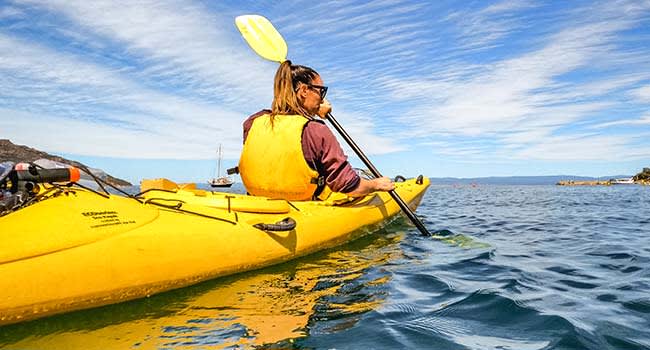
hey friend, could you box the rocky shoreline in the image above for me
[0,139,132,187]
[557,168,650,186]
[556,180,649,186]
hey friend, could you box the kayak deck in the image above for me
[0,177,429,325]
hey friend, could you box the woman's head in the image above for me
[272,60,327,117]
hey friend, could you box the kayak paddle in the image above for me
[235,14,432,236]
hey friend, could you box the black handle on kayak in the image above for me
[254,217,297,231]
[326,112,431,236]
[12,168,80,184]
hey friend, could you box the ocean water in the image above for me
[1,184,648,349]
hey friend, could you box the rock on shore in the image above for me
[0,139,131,187]
[633,168,650,184]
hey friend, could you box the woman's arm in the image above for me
[303,121,395,196]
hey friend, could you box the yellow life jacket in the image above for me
[239,114,326,201]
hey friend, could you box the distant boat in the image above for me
[611,177,635,185]
[208,144,233,188]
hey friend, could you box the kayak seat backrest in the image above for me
[140,178,197,193]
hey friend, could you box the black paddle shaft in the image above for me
[326,113,431,236]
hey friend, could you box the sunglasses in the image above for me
[306,83,328,100]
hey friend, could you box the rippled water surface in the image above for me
[1,185,649,349]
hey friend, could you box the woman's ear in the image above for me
[296,84,307,100]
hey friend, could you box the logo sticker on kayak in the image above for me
[82,210,136,228]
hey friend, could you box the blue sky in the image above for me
[1,0,649,184]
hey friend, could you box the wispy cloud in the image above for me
[384,2,650,162]
[514,134,650,161]
[632,85,650,102]
[16,0,274,106]
[0,5,23,19]
[593,115,650,128]
[0,32,243,158]
[444,0,537,51]
[405,20,634,123]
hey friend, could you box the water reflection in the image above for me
[0,224,408,349]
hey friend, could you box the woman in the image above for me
[238,60,394,201]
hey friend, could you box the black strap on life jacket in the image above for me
[310,175,326,200]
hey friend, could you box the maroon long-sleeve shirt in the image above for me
[242,110,360,193]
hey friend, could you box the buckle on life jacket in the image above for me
[310,176,325,186]
[310,176,327,200]
[227,166,239,175]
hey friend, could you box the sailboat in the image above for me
[208,144,233,188]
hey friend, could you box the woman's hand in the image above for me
[345,176,395,197]
[317,98,331,119]
[371,176,395,191]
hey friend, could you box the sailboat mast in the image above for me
[217,144,222,177]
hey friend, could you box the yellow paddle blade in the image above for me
[235,14,287,63]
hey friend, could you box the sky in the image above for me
[1,0,649,184]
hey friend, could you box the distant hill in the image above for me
[428,175,632,185]
[0,139,131,187]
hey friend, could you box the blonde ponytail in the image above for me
[271,60,317,120]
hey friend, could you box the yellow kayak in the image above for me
[0,176,429,326]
